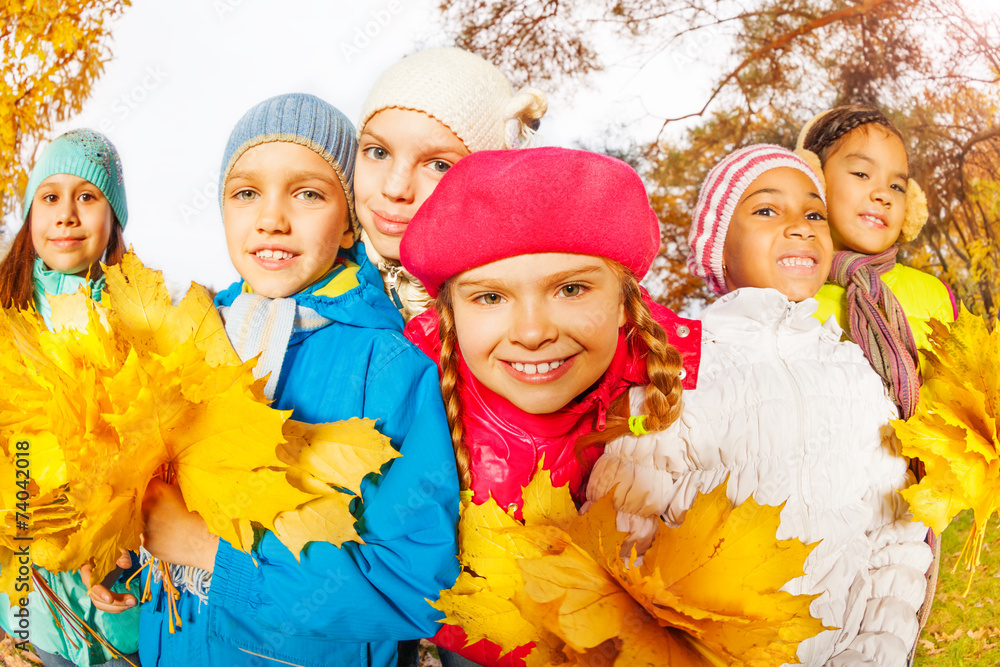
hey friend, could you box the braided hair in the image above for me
[802,104,905,166]
[435,284,473,490]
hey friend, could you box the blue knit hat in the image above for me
[219,93,359,233]
[21,129,128,229]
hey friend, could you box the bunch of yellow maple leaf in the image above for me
[0,253,397,604]
[435,471,827,666]
[893,306,1000,587]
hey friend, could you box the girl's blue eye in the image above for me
[429,160,452,174]
[365,146,389,160]
[475,293,504,306]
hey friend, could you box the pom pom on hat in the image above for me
[21,129,128,230]
[219,93,359,233]
[688,144,826,295]
[358,47,547,152]
[400,147,660,297]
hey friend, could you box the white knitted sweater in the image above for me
[587,287,932,667]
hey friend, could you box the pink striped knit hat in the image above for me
[687,144,826,294]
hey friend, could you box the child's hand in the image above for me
[81,549,136,613]
[142,478,219,572]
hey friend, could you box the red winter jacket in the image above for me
[403,292,701,666]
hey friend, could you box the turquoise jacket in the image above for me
[138,244,461,667]
[0,257,140,667]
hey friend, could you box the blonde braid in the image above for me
[576,264,685,452]
[621,274,684,432]
[437,286,473,490]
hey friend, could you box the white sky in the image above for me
[52,0,996,296]
[48,0,736,296]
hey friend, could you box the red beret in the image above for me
[399,147,661,297]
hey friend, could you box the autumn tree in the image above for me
[438,0,1000,316]
[0,0,131,230]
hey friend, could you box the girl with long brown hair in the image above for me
[0,128,137,666]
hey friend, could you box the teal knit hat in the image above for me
[21,128,128,229]
[219,93,359,233]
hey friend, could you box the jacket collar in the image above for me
[33,256,105,301]
[215,244,404,333]
[702,287,829,339]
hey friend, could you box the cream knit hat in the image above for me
[358,47,547,151]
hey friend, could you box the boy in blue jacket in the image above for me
[136,94,460,667]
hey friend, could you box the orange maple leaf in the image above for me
[435,470,825,666]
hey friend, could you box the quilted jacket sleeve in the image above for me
[827,436,933,666]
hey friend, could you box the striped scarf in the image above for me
[830,247,921,419]
[220,292,332,399]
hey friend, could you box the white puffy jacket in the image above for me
[587,288,932,667]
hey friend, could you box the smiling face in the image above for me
[29,174,114,276]
[822,126,909,254]
[353,108,470,261]
[450,253,625,415]
[223,141,353,298]
[723,167,832,302]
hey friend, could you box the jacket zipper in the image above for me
[380,262,404,309]
[772,306,810,529]
[595,396,607,431]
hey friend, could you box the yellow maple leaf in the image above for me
[892,305,1000,586]
[272,417,399,560]
[0,252,392,602]
[103,251,241,367]
[279,418,400,497]
[433,571,540,654]
[608,485,824,666]
[435,469,824,666]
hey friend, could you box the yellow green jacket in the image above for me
[814,263,958,375]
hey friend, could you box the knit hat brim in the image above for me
[219,94,360,236]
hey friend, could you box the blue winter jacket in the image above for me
[138,245,461,667]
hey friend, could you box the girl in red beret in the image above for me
[400,146,702,667]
